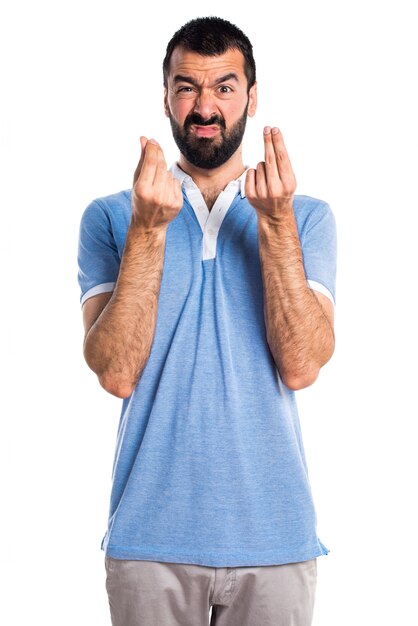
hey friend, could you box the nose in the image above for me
[193,89,217,121]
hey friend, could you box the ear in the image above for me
[164,88,169,118]
[247,81,257,118]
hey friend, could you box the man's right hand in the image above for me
[131,136,183,231]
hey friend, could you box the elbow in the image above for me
[279,351,333,390]
[281,369,320,391]
[274,337,335,391]
[83,345,139,399]
[280,341,335,391]
[98,373,136,399]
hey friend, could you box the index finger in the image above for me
[138,139,163,186]
[155,140,167,171]
[151,140,169,187]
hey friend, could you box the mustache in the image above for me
[184,113,226,130]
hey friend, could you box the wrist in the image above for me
[257,203,294,229]
[128,217,168,240]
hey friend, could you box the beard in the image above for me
[168,101,249,169]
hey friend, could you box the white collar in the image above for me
[169,162,248,198]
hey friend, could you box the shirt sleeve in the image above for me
[300,201,337,305]
[77,199,121,306]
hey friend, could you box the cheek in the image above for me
[224,104,242,124]
[225,96,248,120]
[168,98,193,122]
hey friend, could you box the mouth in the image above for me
[189,124,220,138]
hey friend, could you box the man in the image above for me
[78,16,336,626]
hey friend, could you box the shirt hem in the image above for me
[102,542,329,567]
[80,282,115,306]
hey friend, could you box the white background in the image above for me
[3,0,417,624]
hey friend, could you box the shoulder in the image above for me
[82,189,132,221]
[293,194,333,218]
[292,194,335,238]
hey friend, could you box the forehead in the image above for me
[167,46,247,84]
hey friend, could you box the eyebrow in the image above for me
[173,72,240,87]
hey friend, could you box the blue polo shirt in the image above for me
[77,164,337,567]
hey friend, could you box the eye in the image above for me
[218,85,233,94]
[177,86,194,93]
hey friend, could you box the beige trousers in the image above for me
[105,556,317,626]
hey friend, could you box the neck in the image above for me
[177,148,246,206]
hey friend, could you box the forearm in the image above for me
[257,209,334,390]
[83,223,167,397]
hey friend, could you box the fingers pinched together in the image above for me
[245,127,297,218]
[132,137,183,230]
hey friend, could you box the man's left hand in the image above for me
[245,126,297,220]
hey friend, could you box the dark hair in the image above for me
[163,16,256,92]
